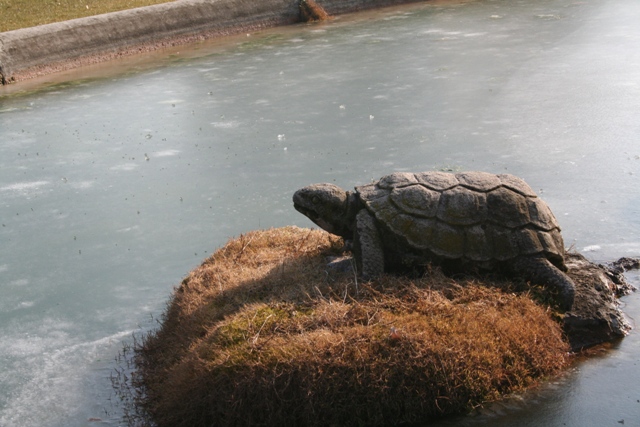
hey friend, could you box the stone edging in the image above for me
[0,0,422,84]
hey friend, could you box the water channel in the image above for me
[1,0,639,425]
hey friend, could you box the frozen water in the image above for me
[1,0,640,425]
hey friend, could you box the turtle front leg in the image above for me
[353,209,385,278]
[513,256,576,311]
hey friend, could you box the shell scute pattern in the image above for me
[357,183,387,201]
[457,171,502,192]
[431,222,465,258]
[414,171,459,191]
[357,171,564,262]
[486,187,530,228]
[367,196,399,224]
[437,186,488,226]
[485,224,520,261]
[528,197,558,231]
[395,214,428,240]
[497,174,537,197]
[465,225,493,262]
[377,172,418,189]
[390,185,440,218]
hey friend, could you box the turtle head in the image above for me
[293,183,354,238]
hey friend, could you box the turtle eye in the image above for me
[312,196,320,204]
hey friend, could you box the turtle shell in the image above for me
[355,171,566,267]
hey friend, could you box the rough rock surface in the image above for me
[563,254,637,351]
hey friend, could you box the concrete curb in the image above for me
[0,0,422,84]
[0,0,299,84]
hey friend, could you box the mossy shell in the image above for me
[355,171,566,267]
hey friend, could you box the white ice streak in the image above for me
[70,181,95,190]
[109,163,138,171]
[421,29,486,38]
[421,29,461,36]
[583,242,640,255]
[8,279,29,287]
[0,181,51,193]
[535,14,561,20]
[117,225,141,233]
[154,149,181,157]
[0,322,135,427]
[383,13,411,20]
[211,121,241,129]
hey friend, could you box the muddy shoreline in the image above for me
[0,0,424,84]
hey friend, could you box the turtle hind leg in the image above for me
[512,256,576,311]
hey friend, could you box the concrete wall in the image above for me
[0,0,422,84]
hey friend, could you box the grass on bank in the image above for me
[0,0,174,32]
[132,226,570,427]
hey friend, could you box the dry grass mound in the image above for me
[134,226,569,427]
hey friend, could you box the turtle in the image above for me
[293,171,575,310]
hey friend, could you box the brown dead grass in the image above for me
[133,226,569,427]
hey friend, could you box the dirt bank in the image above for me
[0,0,423,84]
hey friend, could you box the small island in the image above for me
[130,226,634,426]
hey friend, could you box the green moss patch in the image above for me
[133,226,569,426]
